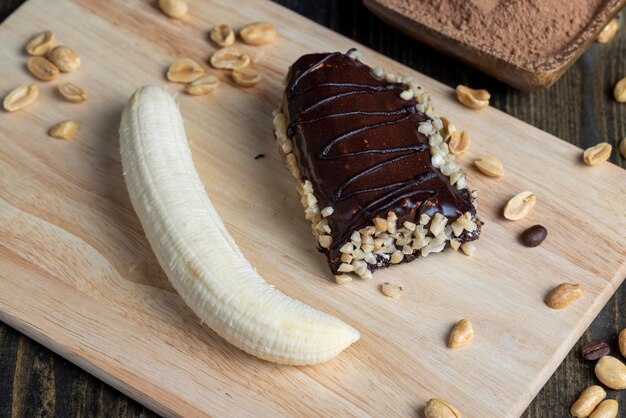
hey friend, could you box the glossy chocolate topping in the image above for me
[283,51,477,258]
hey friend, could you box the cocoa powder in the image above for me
[376,0,605,70]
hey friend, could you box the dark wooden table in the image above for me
[1,0,625,416]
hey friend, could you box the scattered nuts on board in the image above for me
[597,18,619,43]
[335,274,352,285]
[58,82,88,103]
[448,319,473,349]
[25,30,55,56]
[381,282,403,298]
[620,138,626,159]
[49,120,78,140]
[3,84,39,112]
[520,225,547,247]
[158,0,187,19]
[583,142,612,165]
[474,155,504,177]
[424,398,461,418]
[570,385,606,418]
[48,45,81,72]
[239,22,277,46]
[503,191,536,220]
[27,56,59,81]
[210,24,235,47]
[455,84,490,109]
[614,77,626,103]
[589,399,618,418]
[595,356,626,389]
[545,283,583,309]
[167,58,204,83]
[448,130,470,155]
[210,47,250,70]
[582,340,610,361]
[619,328,626,358]
[232,67,261,87]
[185,74,220,95]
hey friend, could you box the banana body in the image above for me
[119,86,359,365]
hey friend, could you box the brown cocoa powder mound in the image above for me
[377,0,605,70]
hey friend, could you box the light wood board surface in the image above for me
[0,0,625,416]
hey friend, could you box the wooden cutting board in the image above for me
[0,0,624,416]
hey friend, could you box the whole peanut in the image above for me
[595,356,626,390]
[570,385,606,418]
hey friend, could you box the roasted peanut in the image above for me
[210,48,250,70]
[448,130,470,155]
[456,85,489,109]
[381,282,403,299]
[545,283,583,309]
[210,25,235,47]
[440,117,456,140]
[27,56,59,81]
[167,58,204,83]
[58,82,88,103]
[25,30,55,56]
[619,328,626,358]
[583,143,612,165]
[596,356,626,389]
[48,45,81,72]
[589,399,618,418]
[239,22,277,46]
[597,18,619,43]
[474,155,503,177]
[232,67,261,87]
[615,77,626,102]
[570,385,606,418]
[185,74,220,95]
[158,0,187,18]
[3,84,39,112]
[448,319,473,349]
[335,275,352,285]
[424,398,461,418]
[503,191,536,220]
[49,120,78,140]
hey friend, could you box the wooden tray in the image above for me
[363,0,626,90]
[0,0,625,416]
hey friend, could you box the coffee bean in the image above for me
[521,224,547,247]
[582,340,610,361]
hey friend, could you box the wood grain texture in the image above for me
[0,0,625,417]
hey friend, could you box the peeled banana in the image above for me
[119,86,359,365]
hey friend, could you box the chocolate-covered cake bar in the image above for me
[273,50,480,279]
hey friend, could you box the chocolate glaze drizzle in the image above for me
[282,51,477,267]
